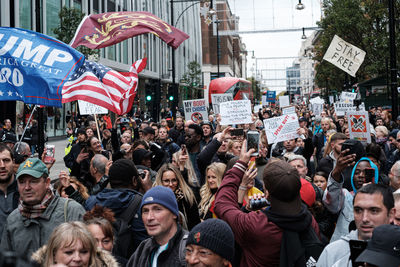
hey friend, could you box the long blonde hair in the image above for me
[154,163,196,206]
[172,150,199,187]
[199,162,226,218]
[44,221,100,267]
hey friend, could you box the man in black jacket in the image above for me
[127,186,188,267]
[63,128,87,169]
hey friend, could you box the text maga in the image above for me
[323,35,366,77]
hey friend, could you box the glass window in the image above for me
[73,0,82,10]
[46,0,61,37]
[20,0,32,29]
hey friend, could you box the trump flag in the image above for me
[0,27,84,107]
[62,58,147,115]
[70,11,189,50]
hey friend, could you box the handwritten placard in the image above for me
[78,100,108,115]
[282,106,296,115]
[211,93,233,114]
[263,114,300,144]
[220,100,252,125]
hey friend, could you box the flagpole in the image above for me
[15,105,37,151]
[94,114,102,143]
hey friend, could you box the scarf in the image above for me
[19,189,55,218]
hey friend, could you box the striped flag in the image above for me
[62,58,147,115]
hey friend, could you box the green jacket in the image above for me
[0,196,85,257]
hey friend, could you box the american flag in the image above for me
[62,58,147,115]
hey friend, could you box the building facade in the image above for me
[0,0,202,136]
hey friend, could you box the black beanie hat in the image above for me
[108,159,138,188]
[186,219,235,263]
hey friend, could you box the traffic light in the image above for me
[168,95,174,101]
[146,94,152,101]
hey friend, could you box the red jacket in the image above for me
[214,160,320,267]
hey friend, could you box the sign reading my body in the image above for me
[184,100,206,112]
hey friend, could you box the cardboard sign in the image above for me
[262,95,267,105]
[220,100,252,125]
[211,93,233,114]
[78,100,108,115]
[263,114,300,144]
[282,106,296,115]
[279,95,290,107]
[323,35,366,77]
[334,101,365,116]
[267,91,276,102]
[340,92,357,102]
[183,99,208,123]
[347,111,371,143]
[312,103,323,116]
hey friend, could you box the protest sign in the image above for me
[347,111,371,143]
[262,95,267,105]
[279,95,290,107]
[334,101,365,116]
[220,100,252,125]
[309,96,324,105]
[312,103,323,116]
[183,99,208,123]
[211,93,233,114]
[0,27,84,107]
[323,35,366,77]
[329,95,334,104]
[267,91,276,102]
[253,104,262,113]
[282,106,296,115]
[78,100,108,115]
[263,114,300,144]
[340,92,357,102]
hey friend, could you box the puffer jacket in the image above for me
[126,225,188,267]
[0,196,85,258]
[31,245,119,267]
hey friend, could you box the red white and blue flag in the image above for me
[62,58,147,115]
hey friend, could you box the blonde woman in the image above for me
[172,149,200,189]
[31,221,118,267]
[199,162,226,220]
[154,163,200,230]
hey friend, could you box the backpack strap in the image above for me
[178,233,188,267]
[120,193,142,224]
[64,198,69,222]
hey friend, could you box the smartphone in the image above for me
[231,128,244,136]
[246,131,259,157]
[44,145,55,164]
[181,144,187,155]
[341,142,354,156]
[364,168,375,183]
[349,240,367,267]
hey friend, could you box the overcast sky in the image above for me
[226,0,323,91]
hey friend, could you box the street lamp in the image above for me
[295,0,305,10]
[215,19,221,78]
[301,27,307,39]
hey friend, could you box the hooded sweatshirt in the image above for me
[324,158,378,242]
[316,230,358,267]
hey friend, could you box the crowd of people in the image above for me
[0,102,400,267]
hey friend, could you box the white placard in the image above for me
[183,99,208,123]
[78,100,108,115]
[347,111,371,144]
[329,95,334,104]
[220,100,252,125]
[340,92,357,103]
[262,95,267,106]
[279,95,290,107]
[312,103,323,116]
[211,93,233,114]
[334,101,365,116]
[264,114,300,144]
[282,106,296,115]
[323,35,366,77]
[309,96,325,104]
[253,104,262,113]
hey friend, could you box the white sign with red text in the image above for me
[263,114,300,144]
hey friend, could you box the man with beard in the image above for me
[317,133,348,175]
[0,144,19,237]
[313,117,332,163]
[168,116,185,145]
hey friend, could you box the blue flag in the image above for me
[0,27,84,107]
[267,91,276,102]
